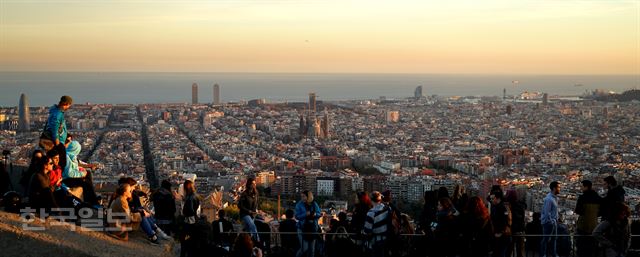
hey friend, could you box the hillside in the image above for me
[0,211,176,257]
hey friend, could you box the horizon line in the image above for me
[0,70,638,76]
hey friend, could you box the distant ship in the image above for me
[574,84,584,87]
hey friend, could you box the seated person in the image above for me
[28,156,58,216]
[20,150,44,189]
[46,148,64,190]
[109,183,165,244]
[117,177,171,240]
[62,140,99,207]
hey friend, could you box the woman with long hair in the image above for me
[238,177,259,241]
[434,197,458,257]
[20,150,44,188]
[181,179,201,257]
[351,191,372,253]
[108,183,134,241]
[27,155,58,215]
[295,190,320,257]
[232,233,263,257]
[459,196,494,257]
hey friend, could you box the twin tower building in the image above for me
[192,83,221,105]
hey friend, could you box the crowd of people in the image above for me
[0,95,637,257]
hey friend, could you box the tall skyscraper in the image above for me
[213,83,220,104]
[542,93,548,105]
[414,86,423,98]
[18,93,30,132]
[503,88,507,101]
[192,83,198,104]
[322,108,330,139]
[308,93,316,114]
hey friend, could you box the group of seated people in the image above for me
[108,177,172,244]
[22,135,101,215]
[18,141,172,245]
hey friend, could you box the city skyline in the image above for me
[0,1,637,74]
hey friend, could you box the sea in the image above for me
[0,72,637,107]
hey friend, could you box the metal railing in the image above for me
[204,230,640,257]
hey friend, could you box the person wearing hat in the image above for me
[40,95,72,151]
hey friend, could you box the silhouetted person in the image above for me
[460,196,494,257]
[556,215,572,257]
[152,179,176,236]
[593,202,631,257]
[351,191,372,253]
[181,180,202,257]
[434,197,458,257]
[575,180,601,257]
[232,233,262,257]
[212,209,235,253]
[526,212,543,256]
[0,162,10,196]
[279,209,299,257]
[452,184,469,213]
[490,191,511,257]
[20,150,44,189]
[601,176,625,219]
[506,189,527,257]
[254,214,271,253]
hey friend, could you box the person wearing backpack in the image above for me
[295,190,320,257]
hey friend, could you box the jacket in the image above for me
[295,201,321,230]
[45,105,67,144]
[28,172,57,211]
[575,189,601,234]
[152,187,176,221]
[460,213,494,256]
[109,195,141,228]
[63,141,84,179]
[238,191,258,218]
[182,193,200,224]
[491,201,512,235]
[212,217,235,247]
[601,186,626,218]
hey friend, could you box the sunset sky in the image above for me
[0,0,637,74]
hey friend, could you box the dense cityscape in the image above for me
[2,85,639,223]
